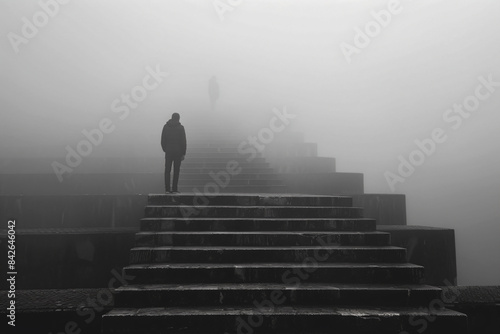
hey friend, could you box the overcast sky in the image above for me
[1,0,499,285]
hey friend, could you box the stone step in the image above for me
[114,283,442,308]
[139,218,377,232]
[147,194,353,207]
[102,305,467,334]
[183,156,267,162]
[179,173,283,180]
[175,186,290,194]
[180,162,270,169]
[145,206,363,219]
[264,142,318,157]
[123,263,424,285]
[181,167,276,174]
[128,246,407,264]
[271,156,336,174]
[134,231,390,247]
[168,178,285,186]
[186,147,246,154]
[185,140,241,148]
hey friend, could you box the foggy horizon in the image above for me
[1,0,499,286]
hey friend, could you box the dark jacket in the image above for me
[161,119,186,156]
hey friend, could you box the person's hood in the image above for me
[166,119,181,127]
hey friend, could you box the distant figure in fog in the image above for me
[208,75,219,112]
[161,113,186,193]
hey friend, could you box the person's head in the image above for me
[171,113,180,122]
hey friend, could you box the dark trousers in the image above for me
[165,154,182,192]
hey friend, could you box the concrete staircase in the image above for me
[102,194,467,334]
[175,143,287,193]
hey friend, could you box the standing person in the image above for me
[161,113,186,193]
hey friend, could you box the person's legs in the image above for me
[165,154,174,192]
[172,155,182,192]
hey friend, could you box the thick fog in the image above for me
[1,0,499,285]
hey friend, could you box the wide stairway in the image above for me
[174,140,288,194]
[102,193,467,333]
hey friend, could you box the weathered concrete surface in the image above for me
[0,289,113,334]
[0,228,135,290]
[2,193,413,230]
[442,286,500,334]
[103,305,466,334]
[378,225,457,286]
[134,231,391,247]
[0,195,146,228]
[101,194,465,333]
[353,193,407,226]
[0,224,456,290]
[1,194,364,229]
[128,246,408,264]
[443,286,500,304]
[115,283,442,308]
[148,193,353,206]
[140,217,377,232]
[1,286,496,334]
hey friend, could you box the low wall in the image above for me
[378,225,457,286]
[0,173,165,195]
[0,228,136,290]
[443,286,500,334]
[1,195,146,229]
[353,194,407,226]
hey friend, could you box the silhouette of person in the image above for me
[161,113,186,193]
[208,75,219,112]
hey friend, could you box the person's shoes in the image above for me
[165,190,172,194]
[171,190,180,194]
